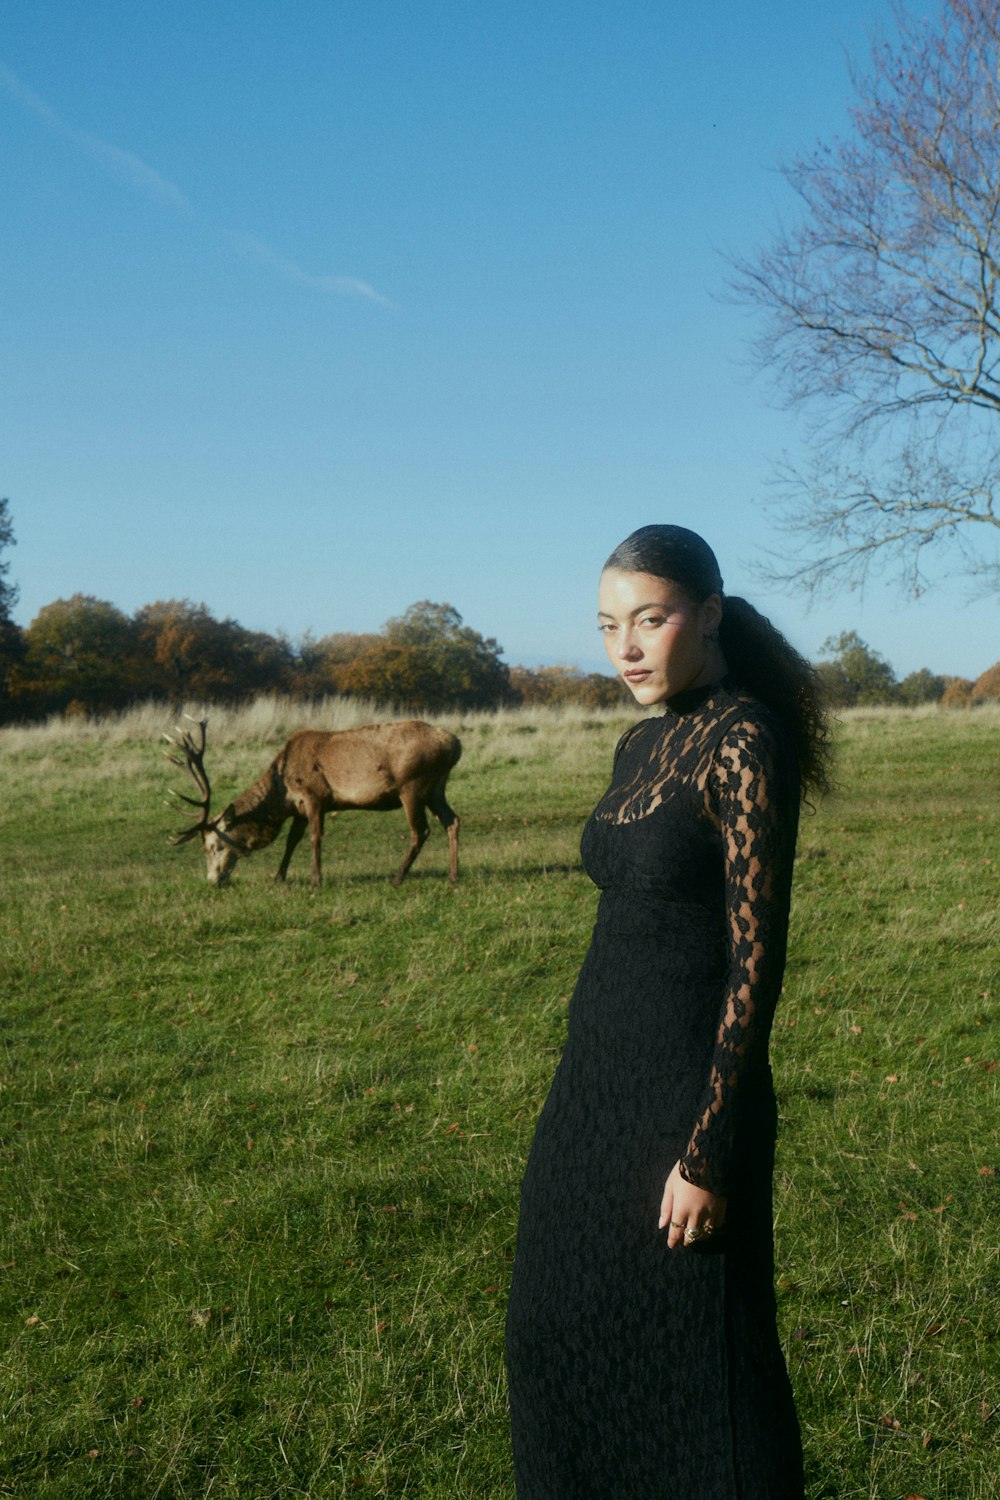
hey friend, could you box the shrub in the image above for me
[970,662,1000,703]
[940,676,974,708]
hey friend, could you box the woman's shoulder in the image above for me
[611,715,659,767]
[707,685,799,791]
[714,684,781,737]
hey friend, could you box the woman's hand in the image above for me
[658,1161,727,1250]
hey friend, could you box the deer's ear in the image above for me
[221,803,236,824]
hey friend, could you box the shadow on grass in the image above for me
[221,861,585,889]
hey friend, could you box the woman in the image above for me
[506,525,830,1499]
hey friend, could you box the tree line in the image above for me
[815,632,999,710]
[0,502,995,722]
[0,589,995,725]
[0,587,630,722]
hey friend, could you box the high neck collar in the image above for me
[662,677,730,716]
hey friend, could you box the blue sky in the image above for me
[2,0,995,680]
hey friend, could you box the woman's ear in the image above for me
[701,593,723,637]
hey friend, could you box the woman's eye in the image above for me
[640,615,665,628]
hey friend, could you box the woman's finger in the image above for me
[667,1220,686,1250]
[657,1179,673,1233]
[680,1208,726,1248]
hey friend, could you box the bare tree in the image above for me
[732,0,1000,597]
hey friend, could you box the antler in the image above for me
[163,716,213,845]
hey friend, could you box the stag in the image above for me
[165,718,460,888]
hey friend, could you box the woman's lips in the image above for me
[624,669,651,682]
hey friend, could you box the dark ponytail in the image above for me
[717,595,832,801]
[604,525,833,801]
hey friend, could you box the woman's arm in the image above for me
[675,714,799,1201]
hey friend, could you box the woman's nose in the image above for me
[617,629,642,661]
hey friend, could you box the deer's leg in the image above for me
[393,788,429,886]
[275,814,308,882]
[308,804,326,888]
[428,782,460,883]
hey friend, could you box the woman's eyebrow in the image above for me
[598,602,672,619]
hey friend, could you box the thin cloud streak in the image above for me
[0,60,193,213]
[0,59,390,306]
[229,232,392,307]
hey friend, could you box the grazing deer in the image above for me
[165,718,460,888]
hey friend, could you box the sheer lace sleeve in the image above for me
[678,715,799,1196]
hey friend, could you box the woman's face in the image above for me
[597,568,722,706]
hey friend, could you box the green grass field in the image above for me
[1,698,997,1499]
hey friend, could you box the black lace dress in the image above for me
[506,682,804,1499]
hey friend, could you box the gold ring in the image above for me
[670,1221,685,1229]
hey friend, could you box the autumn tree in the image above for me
[385,600,513,709]
[17,595,139,714]
[0,618,24,721]
[133,600,293,703]
[940,675,974,705]
[970,660,1000,700]
[336,601,513,711]
[508,664,630,708]
[733,0,1000,598]
[293,631,380,698]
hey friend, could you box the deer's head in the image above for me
[164,719,243,886]
[201,818,242,886]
